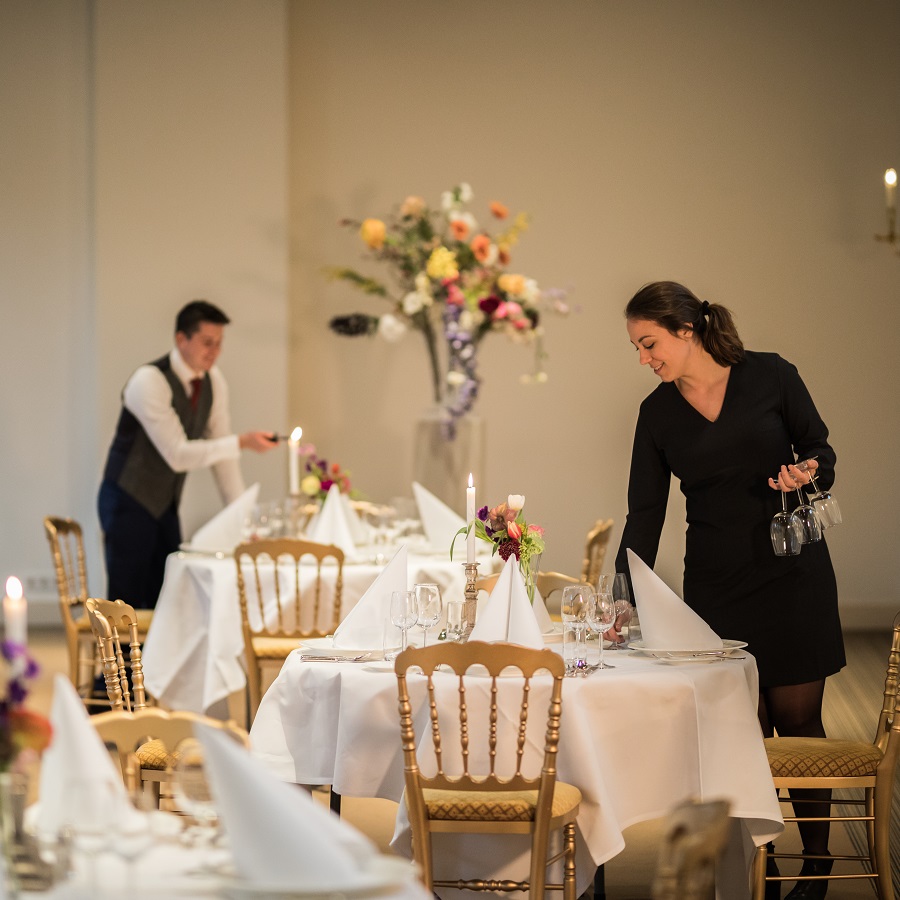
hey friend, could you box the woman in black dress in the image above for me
[614,281,844,900]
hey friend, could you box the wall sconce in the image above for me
[875,167,898,255]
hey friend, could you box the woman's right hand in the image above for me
[767,459,818,492]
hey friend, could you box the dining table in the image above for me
[249,644,784,899]
[141,538,478,716]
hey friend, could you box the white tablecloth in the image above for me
[250,649,783,898]
[141,546,471,714]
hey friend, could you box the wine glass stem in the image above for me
[422,626,427,649]
[400,627,408,653]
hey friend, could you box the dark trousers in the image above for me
[97,479,181,609]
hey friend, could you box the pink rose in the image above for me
[528,524,545,536]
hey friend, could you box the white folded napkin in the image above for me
[412,481,465,554]
[307,483,357,559]
[339,491,371,545]
[37,675,133,834]
[190,482,260,550]
[626,549,722,649]
[197,724,378,890]
[333,545,408,649]
[531,587,556,634]
[469,556,544,649]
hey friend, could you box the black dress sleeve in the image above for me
[614,402,672,580]
[776,356,836,491]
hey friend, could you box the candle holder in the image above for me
[875,208,900,255]
[462,562,479,641]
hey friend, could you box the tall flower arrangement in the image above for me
[0,642,51,773]
[328,184,570,438]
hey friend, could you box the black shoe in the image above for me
[765,843,782,900]
[783,851,833,900]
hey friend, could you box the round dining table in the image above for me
[249,645,783,899]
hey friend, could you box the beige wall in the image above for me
[288,1,900,625]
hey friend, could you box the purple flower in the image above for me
[477,505,489,522]
[497,539,521,561]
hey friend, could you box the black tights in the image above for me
[758,680,830,855]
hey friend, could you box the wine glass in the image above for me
[793,489,823,544]
[445,599,467,642]
[770,489,802,556]
[587,587,616,670]
[414,583,443,648]
[795,458,842,527]
[600,574,634,650]
[390,589,418,655]
[66,779,114,896]
[172,739,219,872]
[560,584,591,675]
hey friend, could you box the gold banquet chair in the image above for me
[395,641,582,899]
[652,798,731,900]
[43,516,153,706]
[235,538,345,719]
[475,571,580,620]
[92,706,248,803]
[752,610,900,900]
[581,518,614,587]
[85,598,148,712]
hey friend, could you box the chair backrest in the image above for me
[91,707,248,793]
[43,516,89,614]
[474,571,580,617]
[86,598,146,711]
[873,610,900,756]
[581,518,614,587]
[234,539,345,640]
[395,641,565,824]
[652,798,731,900]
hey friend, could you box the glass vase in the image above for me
[412,407,485,516]
[522,552,542,605]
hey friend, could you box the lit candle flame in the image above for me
[468,472,474,488]
[5,576,22,600]
[886,168,898,188]
[290,426,303,444]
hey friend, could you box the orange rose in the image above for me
[449,218,470,241]
[359,218,386,249]
[9,709,52,755]
[470,234,492,263]
[489,201,509,219]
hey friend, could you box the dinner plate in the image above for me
[220,855,414,899]
[178,543,233,558]
[629,639,747,658]
[297,637,379,658]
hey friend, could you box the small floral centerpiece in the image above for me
[297,445,363,502]
[454,494,546,604]
[0,641,52,774]
[327,184,570,438]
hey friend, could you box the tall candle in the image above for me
[466,473,476,564]
[3,576,27,648]
[288,426,303,495]
[885,168,897,212]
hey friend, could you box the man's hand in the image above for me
[240,431,279,453]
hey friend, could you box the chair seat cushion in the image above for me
[765,737,883,778]
[136,738,169,770]
[423,782,582,822]
[250,636,300,659]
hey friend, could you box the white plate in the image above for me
[297,637,378,658]
[629,639,747,658]
[178,543,233,558]
[221,855,414,899]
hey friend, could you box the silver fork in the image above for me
[298,653,372,663]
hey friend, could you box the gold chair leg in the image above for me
[563,822,577,900]
[751,843,767,900]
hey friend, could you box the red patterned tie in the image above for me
[190,377,203,411]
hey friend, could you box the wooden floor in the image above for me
[25,628,895,898]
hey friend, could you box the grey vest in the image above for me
[102,355,214,518]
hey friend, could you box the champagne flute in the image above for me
[587,587,616,670]
[560,585,590,675]
[390,589,418,654]
[414,583,443,648]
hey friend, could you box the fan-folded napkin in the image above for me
[468,556,544,649]
[333,545,408,649]
[340,491,371,545]
[36,675,133,833]
[412,481,465,553]
[626,549,722,649]
[197,724,378,889]
[190,482,260,551]
[307,483,357,559]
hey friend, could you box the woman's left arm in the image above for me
[776,356,836,491]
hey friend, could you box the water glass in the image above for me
[382,617,403,662]
[390,590,417,654]
[445,600,467,642]
[562,623,586,676]
[414,583,443,648]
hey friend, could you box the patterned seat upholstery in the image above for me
[765,737,883,779]
[424,783,583,822]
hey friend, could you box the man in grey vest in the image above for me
[98,300,276,609]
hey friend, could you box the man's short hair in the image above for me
[176,300,231,337]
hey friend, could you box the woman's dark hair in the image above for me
[625,281,744,366]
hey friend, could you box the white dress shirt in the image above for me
[121,348,245,504]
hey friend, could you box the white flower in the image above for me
[377,313,407,343]
[449,211,478,234]
[402,291,424,315]
[415,272,430,293]
[458,310,474,332]
[441,190,455,211]
[535,371,548,383]
[458,182,473,203]
[508,494,525,510]
[482,243,499,266]
[522,278,540,303]
[446,370,466,386]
